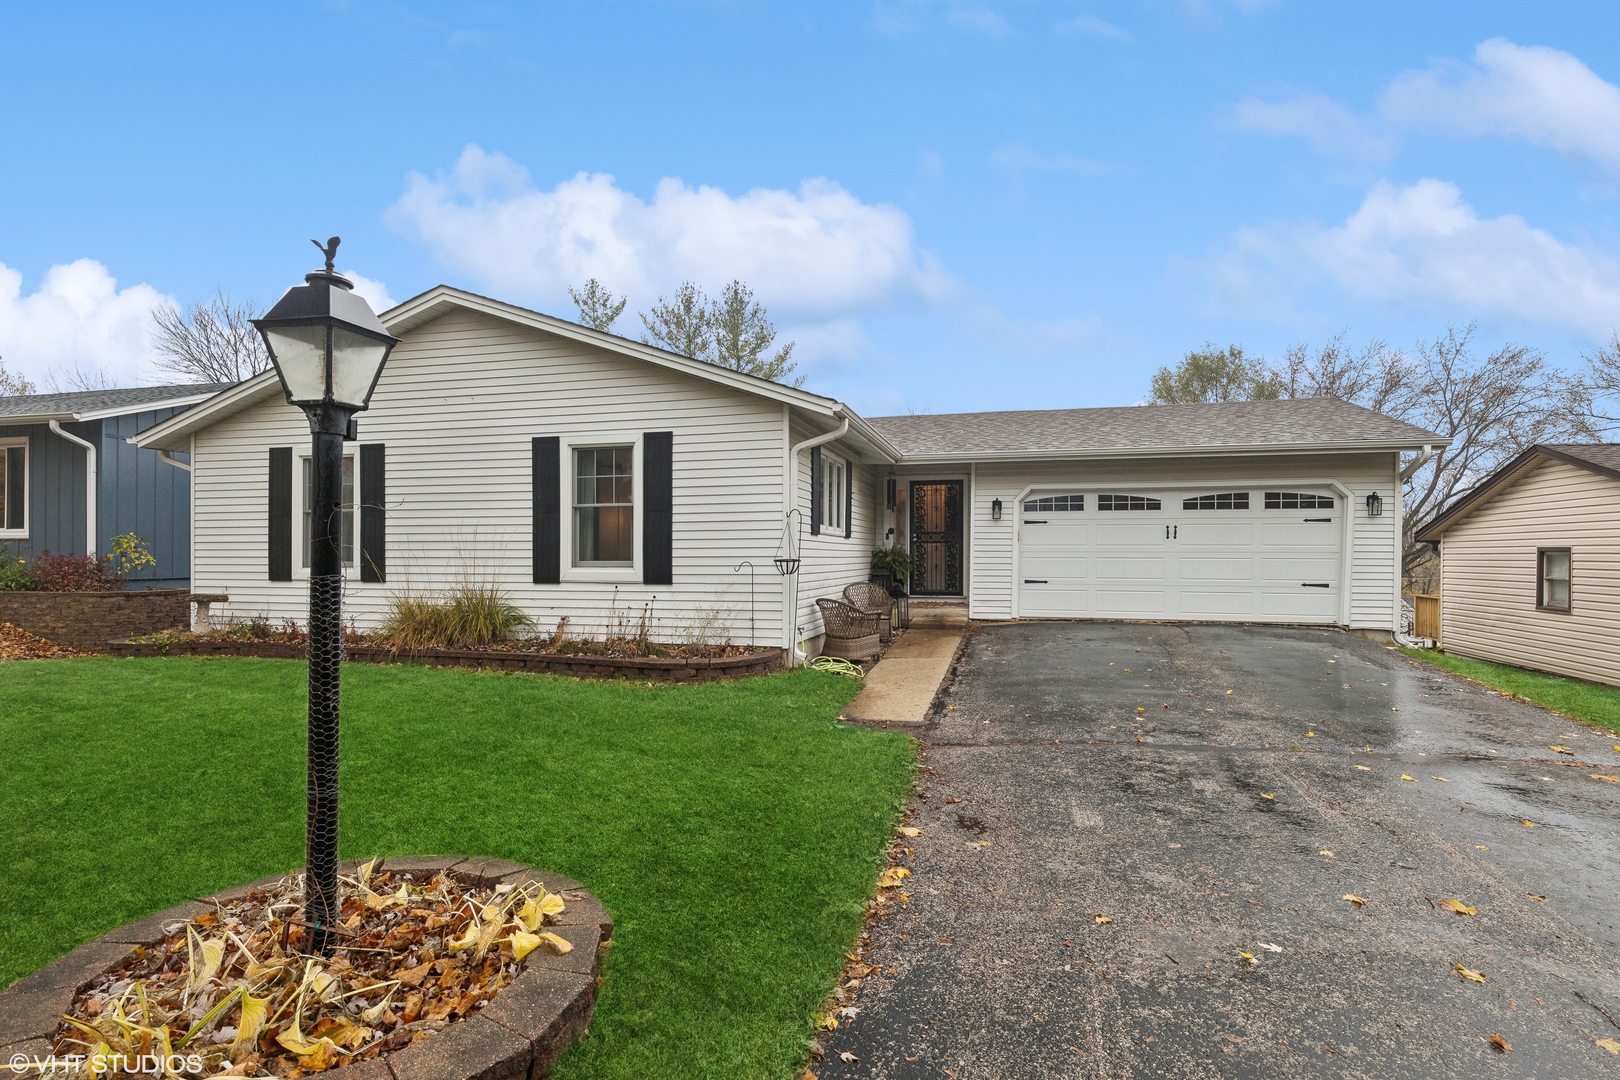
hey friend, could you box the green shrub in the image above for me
[0,556,33,591]
[377,584,532,649]
[870,546,911,585]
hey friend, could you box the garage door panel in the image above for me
[1096,556,1167,580]
[1179,523,1254,546]
[1261,522,1339,547]
[1020,587,1089,616]
[1261,557,1339,582]
[1180,590,1255,616]
[1022,524,1088,548]
[1096,524,1165,546]
[1095,590,1167,615]
[1180,557,1256,581]
[1261,589,1339,618]
[1021,555,1087,578]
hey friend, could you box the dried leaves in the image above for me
[52,864,571,1076]
[1456,964,1486,984]
[1436,899,1477,916]
[1341,894,1368,906]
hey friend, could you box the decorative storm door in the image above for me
[909,480,963,595]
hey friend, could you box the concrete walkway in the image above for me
[842,604,967,725]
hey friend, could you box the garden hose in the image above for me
[810,655,865,680]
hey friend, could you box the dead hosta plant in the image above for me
[50,860,572,1077]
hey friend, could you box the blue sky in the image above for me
[2,2,1617,415]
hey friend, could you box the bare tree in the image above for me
[1575,331,1620,430]
[0,356,36,396]
[150,290,269,384]
[640,282,713,359]
[1274,324,1598,584]
[1150,344,1280,404]
[568,278,628,332]
[44,363,122,392]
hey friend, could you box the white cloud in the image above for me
[1059,14,1131,40]
[342,271,396,313]
[0,260,171,387]
[1207,179,1620,338]
[1228,93,1391,159]
[989,140,1113,176]
[1383,39,1620,175]
[387,145,953,331]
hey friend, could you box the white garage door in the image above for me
[1017,489,1342,623]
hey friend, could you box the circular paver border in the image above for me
[0,856,611,1080]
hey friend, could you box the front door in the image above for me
[910,480,963,595]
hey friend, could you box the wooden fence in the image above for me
[1412,594,1440,641]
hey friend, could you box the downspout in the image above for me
[1399,444,1434,483]
[49,420,97,559]
[157,450,192,472]
[785,413,851,663]
[1393,445,1434,648]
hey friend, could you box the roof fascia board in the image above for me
[75,393,220,422]
[0,411,78,425]
[131,372,282,450]
[1414,445,1620,542]
[893,439,1448,466]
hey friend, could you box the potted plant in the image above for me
[870,546,912,598]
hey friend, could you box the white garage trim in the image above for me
[1008,477,1356,625]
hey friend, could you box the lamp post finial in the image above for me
[311,236,340,273]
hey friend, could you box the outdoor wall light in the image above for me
[251,237,398,955]
[1365,492,1383,517]
[991,498,1003,521]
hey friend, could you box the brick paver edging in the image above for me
[0,856,612,1080]
[107,640,784,681]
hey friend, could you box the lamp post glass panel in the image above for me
[252,238,398,954]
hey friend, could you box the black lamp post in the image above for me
[253,238,398,955]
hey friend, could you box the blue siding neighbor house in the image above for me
[0,385,224,589]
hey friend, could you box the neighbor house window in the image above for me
[0,441,25,535]
[1539,548,1571,612]
[1265,492,1334,509]
[823,458,845,532]
[1097,494,1161,511]
[1183,492,1249,510]
[575,446,634,564]
[302,454,355,568]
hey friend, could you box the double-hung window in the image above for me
[301,454,356,568]
[822,458,845,532]
[1538,548,1571,612]
[575,446,634,565]
[0,440,25,536]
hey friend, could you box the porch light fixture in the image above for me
[251,237,399,955]
[991,498,1002,521]
[1365,492,1383,517]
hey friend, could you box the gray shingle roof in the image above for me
[1543,443,1620,476]
[867,397,1444,458]
[0,383,228,419]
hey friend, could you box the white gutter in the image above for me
[158,450,191,473]
[48,420,97,558]
[784,413,851,663]
[1399,444,1434,482]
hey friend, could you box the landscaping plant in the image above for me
[30,552,119,592]
[0,555,32,591]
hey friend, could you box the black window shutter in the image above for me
[643,431,673,586]
[533,437,560,584]
[810,445,822,536]
[359,444,385,582]
[844,457,853,538]
[268,447,292,581]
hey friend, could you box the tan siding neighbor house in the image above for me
[1415,444,1620,687]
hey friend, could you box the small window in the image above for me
[575,446,634,565]
[1097,494,1161,511]
[822,458,845,532]
[301,454,355,568]
[1023,495,1084,512]
[1183,492,1249,511]
[1264,492,1334,509]
[1539,548,1571,611]
[0,442,26,534]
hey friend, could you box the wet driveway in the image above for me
[818,621,1620,1078]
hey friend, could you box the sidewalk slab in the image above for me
[842,626,964,724]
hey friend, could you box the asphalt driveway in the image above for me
[819,621,1620,1078]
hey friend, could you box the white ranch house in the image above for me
[134,286,1446,651]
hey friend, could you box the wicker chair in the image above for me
[816,598,881,662]
[843,581,894,643]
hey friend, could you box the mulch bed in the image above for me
[51,865,576,1077]
[0,620,82,660]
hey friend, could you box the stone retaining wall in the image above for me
[0,589,192,652]
[108,638,783,681]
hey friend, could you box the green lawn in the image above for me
[0,658,913,1080]
[1401,648,1620,734]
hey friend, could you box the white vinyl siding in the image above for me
[1438,459,1620,686]
[943,452,1401,629]
[191,307,789,645]
[790,419,878,650]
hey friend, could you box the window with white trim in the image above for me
[1183,492,1249,510]
[823,458,845,532]
[1264,491,1334,509]
[0,439,25,536]
[575,446,634,565]
[301,454,356,568]
[1024,495,1083,512]
[1097,494,1161,511]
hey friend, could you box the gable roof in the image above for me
[869,397,1445,462]
[132,286,898,459]
[0,383,227,423]
[1414,443,1620,543]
